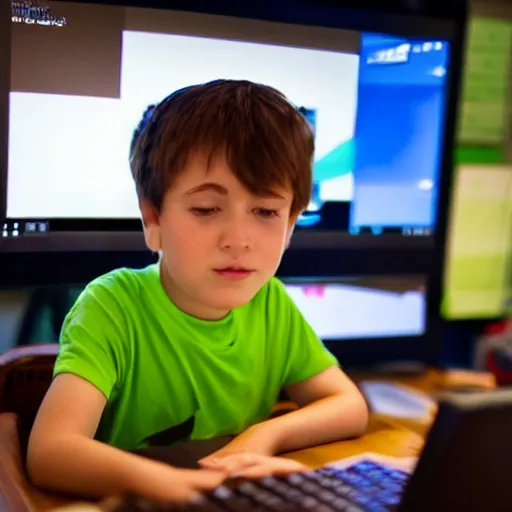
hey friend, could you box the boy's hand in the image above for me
[198,423,307,478]
[198,453,307,479]
[140,465,227,503]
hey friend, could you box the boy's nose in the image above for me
[220,217,251,253]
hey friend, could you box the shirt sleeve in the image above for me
[53,278,126,400]
[270,279,339,388]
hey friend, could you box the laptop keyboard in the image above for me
[113,460,410,512]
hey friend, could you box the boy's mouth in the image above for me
[213,267,254,280]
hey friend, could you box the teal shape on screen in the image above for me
[313,138,355,182]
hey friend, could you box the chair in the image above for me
[0,344,68,512]
[0,344,59,455]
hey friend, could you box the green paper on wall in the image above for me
[443,165,512,319]
[458,18,512,145]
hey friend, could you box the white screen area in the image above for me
[284,281,426,340]
[7,31,359,219]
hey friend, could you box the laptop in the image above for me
[111,389,512,512]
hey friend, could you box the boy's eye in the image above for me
[255,208,278,219]
[191,207,218,216]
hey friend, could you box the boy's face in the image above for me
[141,151,297,320]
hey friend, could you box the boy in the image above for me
[27,80,368,504]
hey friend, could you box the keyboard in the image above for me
[111,460,410,512]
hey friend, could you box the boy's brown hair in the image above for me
[129,79,314,216]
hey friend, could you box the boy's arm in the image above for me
[200,366,368,468]
[264,365,368,453]
[27,373,225,503]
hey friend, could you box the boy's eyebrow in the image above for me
[185,183,228,196]
[184,182,287,200]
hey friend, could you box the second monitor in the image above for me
[281,274,429,367]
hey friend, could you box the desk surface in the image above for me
[0,369,494,512]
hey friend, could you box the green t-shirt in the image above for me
[54,264,337,450]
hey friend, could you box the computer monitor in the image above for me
[0,0,466,254]
[281,274,431,367]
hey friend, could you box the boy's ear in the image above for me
[139,197,161,253]
[286,214,298,249]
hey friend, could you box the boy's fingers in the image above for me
[188,469,228,489]
[198,456,222,467]
[232,463,302,480]
[200,453,259,473]
[199,453,307,479]
[234,458,307,478]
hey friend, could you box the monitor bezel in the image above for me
[0,0,466,253]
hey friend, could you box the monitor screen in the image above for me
[4,1,450,244]
[281,275,426,340]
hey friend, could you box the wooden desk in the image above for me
[0,369,494,512]
[285,415,423,471]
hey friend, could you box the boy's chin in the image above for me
[206,288,259,311]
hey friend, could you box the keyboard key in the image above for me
[347,490,364,502]
[367,469,385,479]
[279,487,306,503]
[212,486,233,500]
[237,482,290,510]
[365,503,389,512]
[302,482,321,494]
[380,494,401,506]
[254,493,284,509]
[354,461,381,471]
[211,487,254,512]
[351,478,373,489]
[238,482,260,496]
[300,496,321,509]
[352,494,374,506]
[331,497,351,510]
[346,506,365,512]
[362,486,381,496]
[332,483,353,496]
[259,476,282,488]
[287,473,306,485]
[273,482,293,495]
[316,506,336,512]
[317,490,338,503]
[316,476,341,488]
[381,483,404,494]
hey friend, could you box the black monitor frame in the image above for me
[1,0,466,255]
[0,0,468,368]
